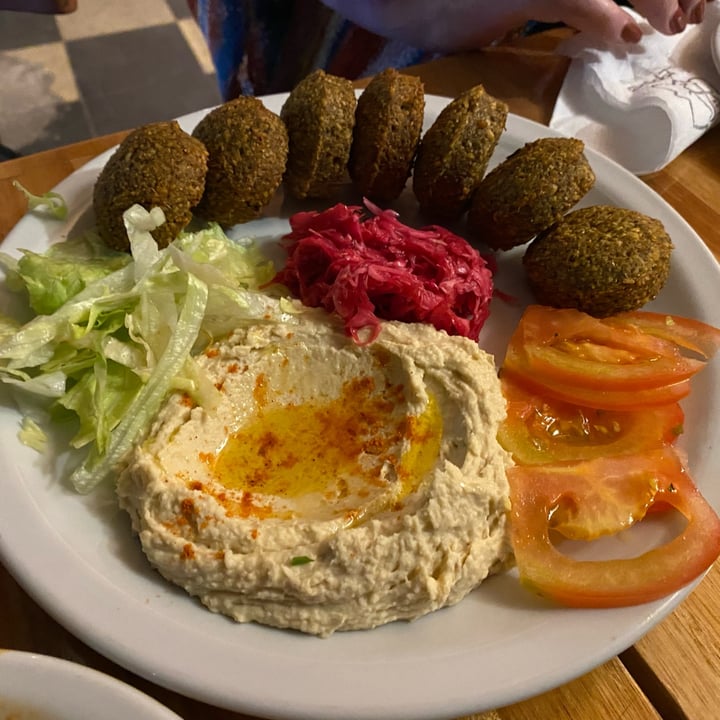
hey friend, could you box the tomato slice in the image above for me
[504,306,707,394]
[498,377,684,465]
[502,367,692,411]
[609,311,720,360]
[508,448,720,607]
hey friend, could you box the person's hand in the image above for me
[531,0,715,44]
[321,0,716,53]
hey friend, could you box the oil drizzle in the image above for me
[208,375,443,520]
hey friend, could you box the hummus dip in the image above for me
[117,310,512,636]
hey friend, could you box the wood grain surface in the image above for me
[1,31,719,720]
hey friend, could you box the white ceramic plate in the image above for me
[0,650,181,720]
[1,94,719,720]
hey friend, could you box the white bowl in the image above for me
[0,650,181,720]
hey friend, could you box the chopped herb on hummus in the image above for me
[117,313,512,636]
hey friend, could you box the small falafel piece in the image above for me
[93,121,208,252]
[467,137,595,251]
[280,69,356,200]
[523,205,673,317]
[192,97,288,226]
[348,68,424,202]
[412,85,508,220]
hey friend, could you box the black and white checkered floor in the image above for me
[0,0,222,159]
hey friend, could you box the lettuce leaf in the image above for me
[0,205,291,493]
[13,180,68,221]
[15,232,130,315]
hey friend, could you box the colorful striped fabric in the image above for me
[187,0,436,99]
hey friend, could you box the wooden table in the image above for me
[1,30,719,720]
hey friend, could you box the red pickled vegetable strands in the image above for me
[274,202,494,344]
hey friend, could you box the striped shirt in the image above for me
[187,0,436,99]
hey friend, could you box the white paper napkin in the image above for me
[550,6,720,175]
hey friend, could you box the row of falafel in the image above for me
[93,68,673,318]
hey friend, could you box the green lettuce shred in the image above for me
[0,204,292,493]
[18,416,48,453]
[13,180,68,221]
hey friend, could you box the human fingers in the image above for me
[631,0,711,34]
[531,0,646,43]
[538,0,715,44]
[678,0,716,25]
[683,0,712,24]
[630,0,684,34]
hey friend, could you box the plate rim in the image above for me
[0,93,719,720]
[0,649,182,720]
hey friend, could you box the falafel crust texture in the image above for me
[192,97,288,226]
[280,69,356,200]
[413,84,508,220]
[468,137,595,251]
[523,205,673,317]
[93,121,208,252]
[349,68,425,202]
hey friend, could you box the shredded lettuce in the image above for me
[14,232,131,315]
[18,416,48,453]
[69,273,209,493]
[0,205,291,493]
[0,312,20,342]
[13,180,68,221]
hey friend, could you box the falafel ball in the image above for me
[523,204,673,317]
[93,121,208,252]
[349,68,424,202]
[413,85,508,220]
[280,69,356,200]
[192,97,288,226]
[467,137,595,251]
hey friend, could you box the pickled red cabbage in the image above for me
[275,203,494,344]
